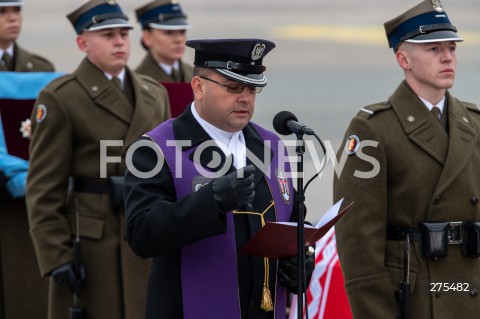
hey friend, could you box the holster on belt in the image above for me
[419,222,449,259]
[108,176,125,211]
[462,221,480,257]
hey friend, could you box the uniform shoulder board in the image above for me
[29,53,55,70]
[463,102,480,114]
[138,74,160,86]
[356,101,392,119]
[45,74,76,91]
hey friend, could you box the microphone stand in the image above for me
[294,132,307,319]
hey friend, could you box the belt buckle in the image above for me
[448,221,463,244]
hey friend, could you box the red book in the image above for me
[241,200,353,259]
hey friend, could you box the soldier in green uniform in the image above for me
[334,1,480,318]
[0,0,54,318]
[0,0,54,72]
[25,1,170,319]
[134,0,193,83]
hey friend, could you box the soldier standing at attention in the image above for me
[0,0,54,318]
[26,1,170,318]
[134,0,193,83]
[0,0,54,72]
[334,1,480,318]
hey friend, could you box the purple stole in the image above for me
[147,119,294,319]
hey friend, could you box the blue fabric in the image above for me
[0,71,63,99]
[0,72,63,197]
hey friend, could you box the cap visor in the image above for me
[86,19,133,32]
[405,30,463,44]
[216,69,267,87]
[149,18,191,30]
[0,1,23,6]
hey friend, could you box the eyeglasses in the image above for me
[200,76,262,94]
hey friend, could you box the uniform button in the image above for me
[435,292,442,299]
[433,197,442,205]
[471,197,479,205]
[470,288,478,297]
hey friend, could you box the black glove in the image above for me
[278,249,315,294]
[51,262,85,295]
[211,164,256,212]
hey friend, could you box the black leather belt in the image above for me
[386,222,464,244]
[70,177,110,194]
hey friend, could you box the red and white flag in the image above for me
[289,228,353,319]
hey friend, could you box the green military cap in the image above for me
[0,0,23,6]
[384,0,462,52]
[135,0,191,31]
[67,0,133,35]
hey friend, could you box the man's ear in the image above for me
[396,49,411,70]
[191,76,205,100]
[76,35,88,53]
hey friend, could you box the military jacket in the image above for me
[0,43,54,72]
[334,81,480,319]
[26,58,170,319]
[135,53,193,83]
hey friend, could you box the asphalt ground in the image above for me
[18,0,480,222]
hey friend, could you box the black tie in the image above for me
[111,76,122,91]
[432,106,447,131]
[431,106,441,120]
[171,68,180,82]
[2,53,13,71]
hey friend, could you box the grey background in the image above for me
[18,0,480,222]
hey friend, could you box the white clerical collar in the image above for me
[419,96,446,114]
[104,69,126,89]
[191,103,246,168]
[159,61,180,76]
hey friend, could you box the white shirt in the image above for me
[419,96,446,119]
[104,69,126,89]
[0,44,14,65]
[191,103,247,168]
[159,61,180,77]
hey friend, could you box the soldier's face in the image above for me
[0,6,22,48]
[142,29,187,65]
[78,27,131,76]
[399,41,457,91]
[193,72,256,133]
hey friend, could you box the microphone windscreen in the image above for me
[273,111,298,135]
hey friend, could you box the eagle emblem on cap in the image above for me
[107,0,117,5]
[431,0,443,12]
[251,43,266,61]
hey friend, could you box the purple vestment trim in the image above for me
[147,119,293,319]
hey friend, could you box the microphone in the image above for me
[273,111,315,136]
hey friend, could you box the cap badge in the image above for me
[251,43,266,61]
[275,169,290,204]
[107,0,117,6]
[345,134,360,156]
[431,0,443,12]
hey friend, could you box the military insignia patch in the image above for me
[192,175,212,192]
[345,134,360,155]
[35,104,47,123]
[275,169,290,204]
[251,43,266,61]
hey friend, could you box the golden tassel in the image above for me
[234,202,276,312]
[261,284,274,311]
